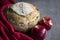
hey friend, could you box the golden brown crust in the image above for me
[4,2,40,32]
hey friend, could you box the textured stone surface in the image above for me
[15,0,60,40]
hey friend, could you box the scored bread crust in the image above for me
[10,2,35,16]
[4,2,40,32]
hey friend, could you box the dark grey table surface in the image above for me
[15,0,60,40]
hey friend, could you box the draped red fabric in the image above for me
[0,0,33,40]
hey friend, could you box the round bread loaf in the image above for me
[5,2,40,32]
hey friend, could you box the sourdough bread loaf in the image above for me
[5,2,40,32]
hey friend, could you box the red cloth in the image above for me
[0,0,33,40]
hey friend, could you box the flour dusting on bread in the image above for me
[11,2,34,16]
